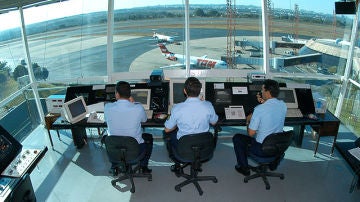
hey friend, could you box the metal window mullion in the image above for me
[335,7,359,117]
[19,7,45,125]
[107,0,114,83]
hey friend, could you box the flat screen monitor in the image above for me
[277,87,299,109]
[105,84,116,101]
[131,89,151,110]
[169,78,206,107]
[214,89,232,104]
[62,96,88,124]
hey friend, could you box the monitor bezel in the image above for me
[169,78,206,108]
[62,96,88,124]
[278,87,299,109]
[131,89,151,110]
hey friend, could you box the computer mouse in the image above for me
[308,113,318,120]
[158,114,168,120]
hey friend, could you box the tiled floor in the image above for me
[21,125,360,202]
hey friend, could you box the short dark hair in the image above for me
[263,79,280,98]
[115,81,131,98]
[184,77,202,97]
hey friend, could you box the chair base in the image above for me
[111,165,152,193]
[175,165,217,195]
[244,165,284,190]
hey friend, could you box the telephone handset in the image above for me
[87,111,105,123]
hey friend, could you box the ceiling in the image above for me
[0,0,66,12]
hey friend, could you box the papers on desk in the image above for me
[225,105,246,120]
[348,147,360,161]
[87,102,104,112]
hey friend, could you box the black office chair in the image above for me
[244,130,293,190]
[104,136,152,193]
[172,132,218,195]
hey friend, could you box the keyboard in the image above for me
[87,112,105,123]
[286,108,303,118]
[97,113,105,122]
[145,109,153,119]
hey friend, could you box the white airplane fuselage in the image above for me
[153,33,174,43]
[158,44,227,69]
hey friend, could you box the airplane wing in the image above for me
[159,63,185,69]
[159,62,201,69]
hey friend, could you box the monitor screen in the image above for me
[62,96,88,124]
[277,87,299,109]
[0,126,22,173]
[215,89,232,104]
[169,78,206,107]
[131,89,151,110]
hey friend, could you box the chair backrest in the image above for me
[261,130,293,157]
[175,132,215,162]
[104,135,142,164]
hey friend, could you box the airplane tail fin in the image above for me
[158,43,171,54]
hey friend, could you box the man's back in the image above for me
[165,97,218,139]
[105,100,147,143]
[249,98,286,143]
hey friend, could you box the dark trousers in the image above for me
[232,134,267,168]
[140,133,153,167]
[163,130,179,163]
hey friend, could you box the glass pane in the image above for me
[113,1,184,73]
[0,10,27,107]
[270,0,353,78]
[340,82,360,136]
[23,0,108,83]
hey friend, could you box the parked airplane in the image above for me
[158,43,228,69]
[153,32,176,44]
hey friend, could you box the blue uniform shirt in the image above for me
[249,98,287,143]
[104,100,147,144]
[165,97,218,139]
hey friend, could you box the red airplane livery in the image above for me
[158,43,227,69]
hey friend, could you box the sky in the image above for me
[0,0,336,31]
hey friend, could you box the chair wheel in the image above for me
[213,178,218,183]
[266,185,270,190]
[111,181,116,186]
[175,186,181,192]
[280,175,284,180]
[244,179,248,183]
[130,188,135,193]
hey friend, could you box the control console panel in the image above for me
[1,149,43,178]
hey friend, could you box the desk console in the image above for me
[0,125,47,202]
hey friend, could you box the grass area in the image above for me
[0,79,18,101]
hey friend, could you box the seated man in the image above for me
[232,79,287,176]
[163,77,218,172]
[104,81,153,175]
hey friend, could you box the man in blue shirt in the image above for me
[164,77,218,173]
[104,81,153,174]
[232,79,286,176]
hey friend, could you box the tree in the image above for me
[0,61,11,83]
[13,65,28,81]
[207,10,221,17]
[32,63,49,81]
[193,8,206,17]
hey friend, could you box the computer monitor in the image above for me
[169,78,206,107]
[214,89,232,104]
[278,87,299,109]
[105,84,116,101]
[61,96,89,124]
[131,89,151,110]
